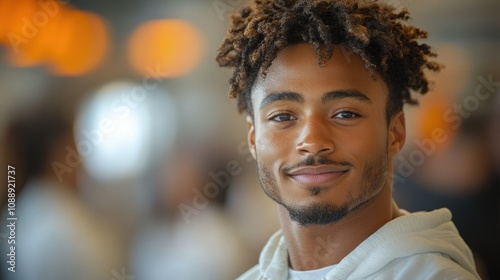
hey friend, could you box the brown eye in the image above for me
[271,113,297,122]
[334,111,359,119]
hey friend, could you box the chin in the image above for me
[283,201,351,227]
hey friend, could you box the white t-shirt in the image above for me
[288,264,337,280]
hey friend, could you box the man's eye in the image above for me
[271,113,297,122]
[334,111,359,119]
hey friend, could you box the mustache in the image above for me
[281,156,353,174]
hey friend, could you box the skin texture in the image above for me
[247,43,406,270]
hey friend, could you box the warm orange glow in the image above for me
[1,0,110,76]
[127,19,205,78]
[5,0,63,67]
[0,0,38,44]
[49,10,110,76]
[411,44,470,147]
[419,98,452,138]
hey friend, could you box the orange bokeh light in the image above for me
[0,0,38,44]
[127,19,205,78]
[49,10,110,76]
[419,97,453,138]
[1,0,110,76]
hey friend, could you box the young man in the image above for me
[216,0,481,279]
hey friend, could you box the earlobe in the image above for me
[388,111,406,157]
[247,115,257,160]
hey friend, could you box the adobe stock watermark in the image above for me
[8,0,70,54]
[179,141,254,224]
[51,65,170,182]
[110,267,135,280]
[213,0,246,21]
[392,74,499,184]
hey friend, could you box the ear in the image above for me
[246,115,257,160]
[388,111,406,157]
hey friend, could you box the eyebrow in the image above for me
[321,90,372,104]
[259,92,304,110]
[259,89,372,110]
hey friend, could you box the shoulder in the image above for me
[236,265,261,280]
[377,253,480,280]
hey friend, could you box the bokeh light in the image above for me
[74,80,178,183]
[409,44,472,145]
[0,0,110,76]
[75,81,152,182]
[127,19,205,78]
[48,10,109,76]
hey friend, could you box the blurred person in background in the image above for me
[215,0,480,279]
[394,81,500,280]
[1,97,123,280]
[130,141,254,280]
[394,116,500,279]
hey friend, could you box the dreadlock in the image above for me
[216,0,441,121]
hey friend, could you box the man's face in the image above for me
[247,44,405,226]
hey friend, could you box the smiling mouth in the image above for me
[289,171,347,185]
[286,166,349,185]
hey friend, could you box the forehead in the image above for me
[252,44,388,102]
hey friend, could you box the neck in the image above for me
[279,183,402,271]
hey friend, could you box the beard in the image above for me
[256,146,389,227]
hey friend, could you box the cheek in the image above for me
[339,125,387,162]
[255,127,293,169]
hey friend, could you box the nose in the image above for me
[296,116,335,156]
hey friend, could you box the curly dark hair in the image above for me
[216,0,441,122]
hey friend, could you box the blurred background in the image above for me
[0,0,498,279]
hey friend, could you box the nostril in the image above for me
[296,140,334,156]
[296,119,335,155]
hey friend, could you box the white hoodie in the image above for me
[237,208,481,280]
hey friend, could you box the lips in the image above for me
[286,166,349,185]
